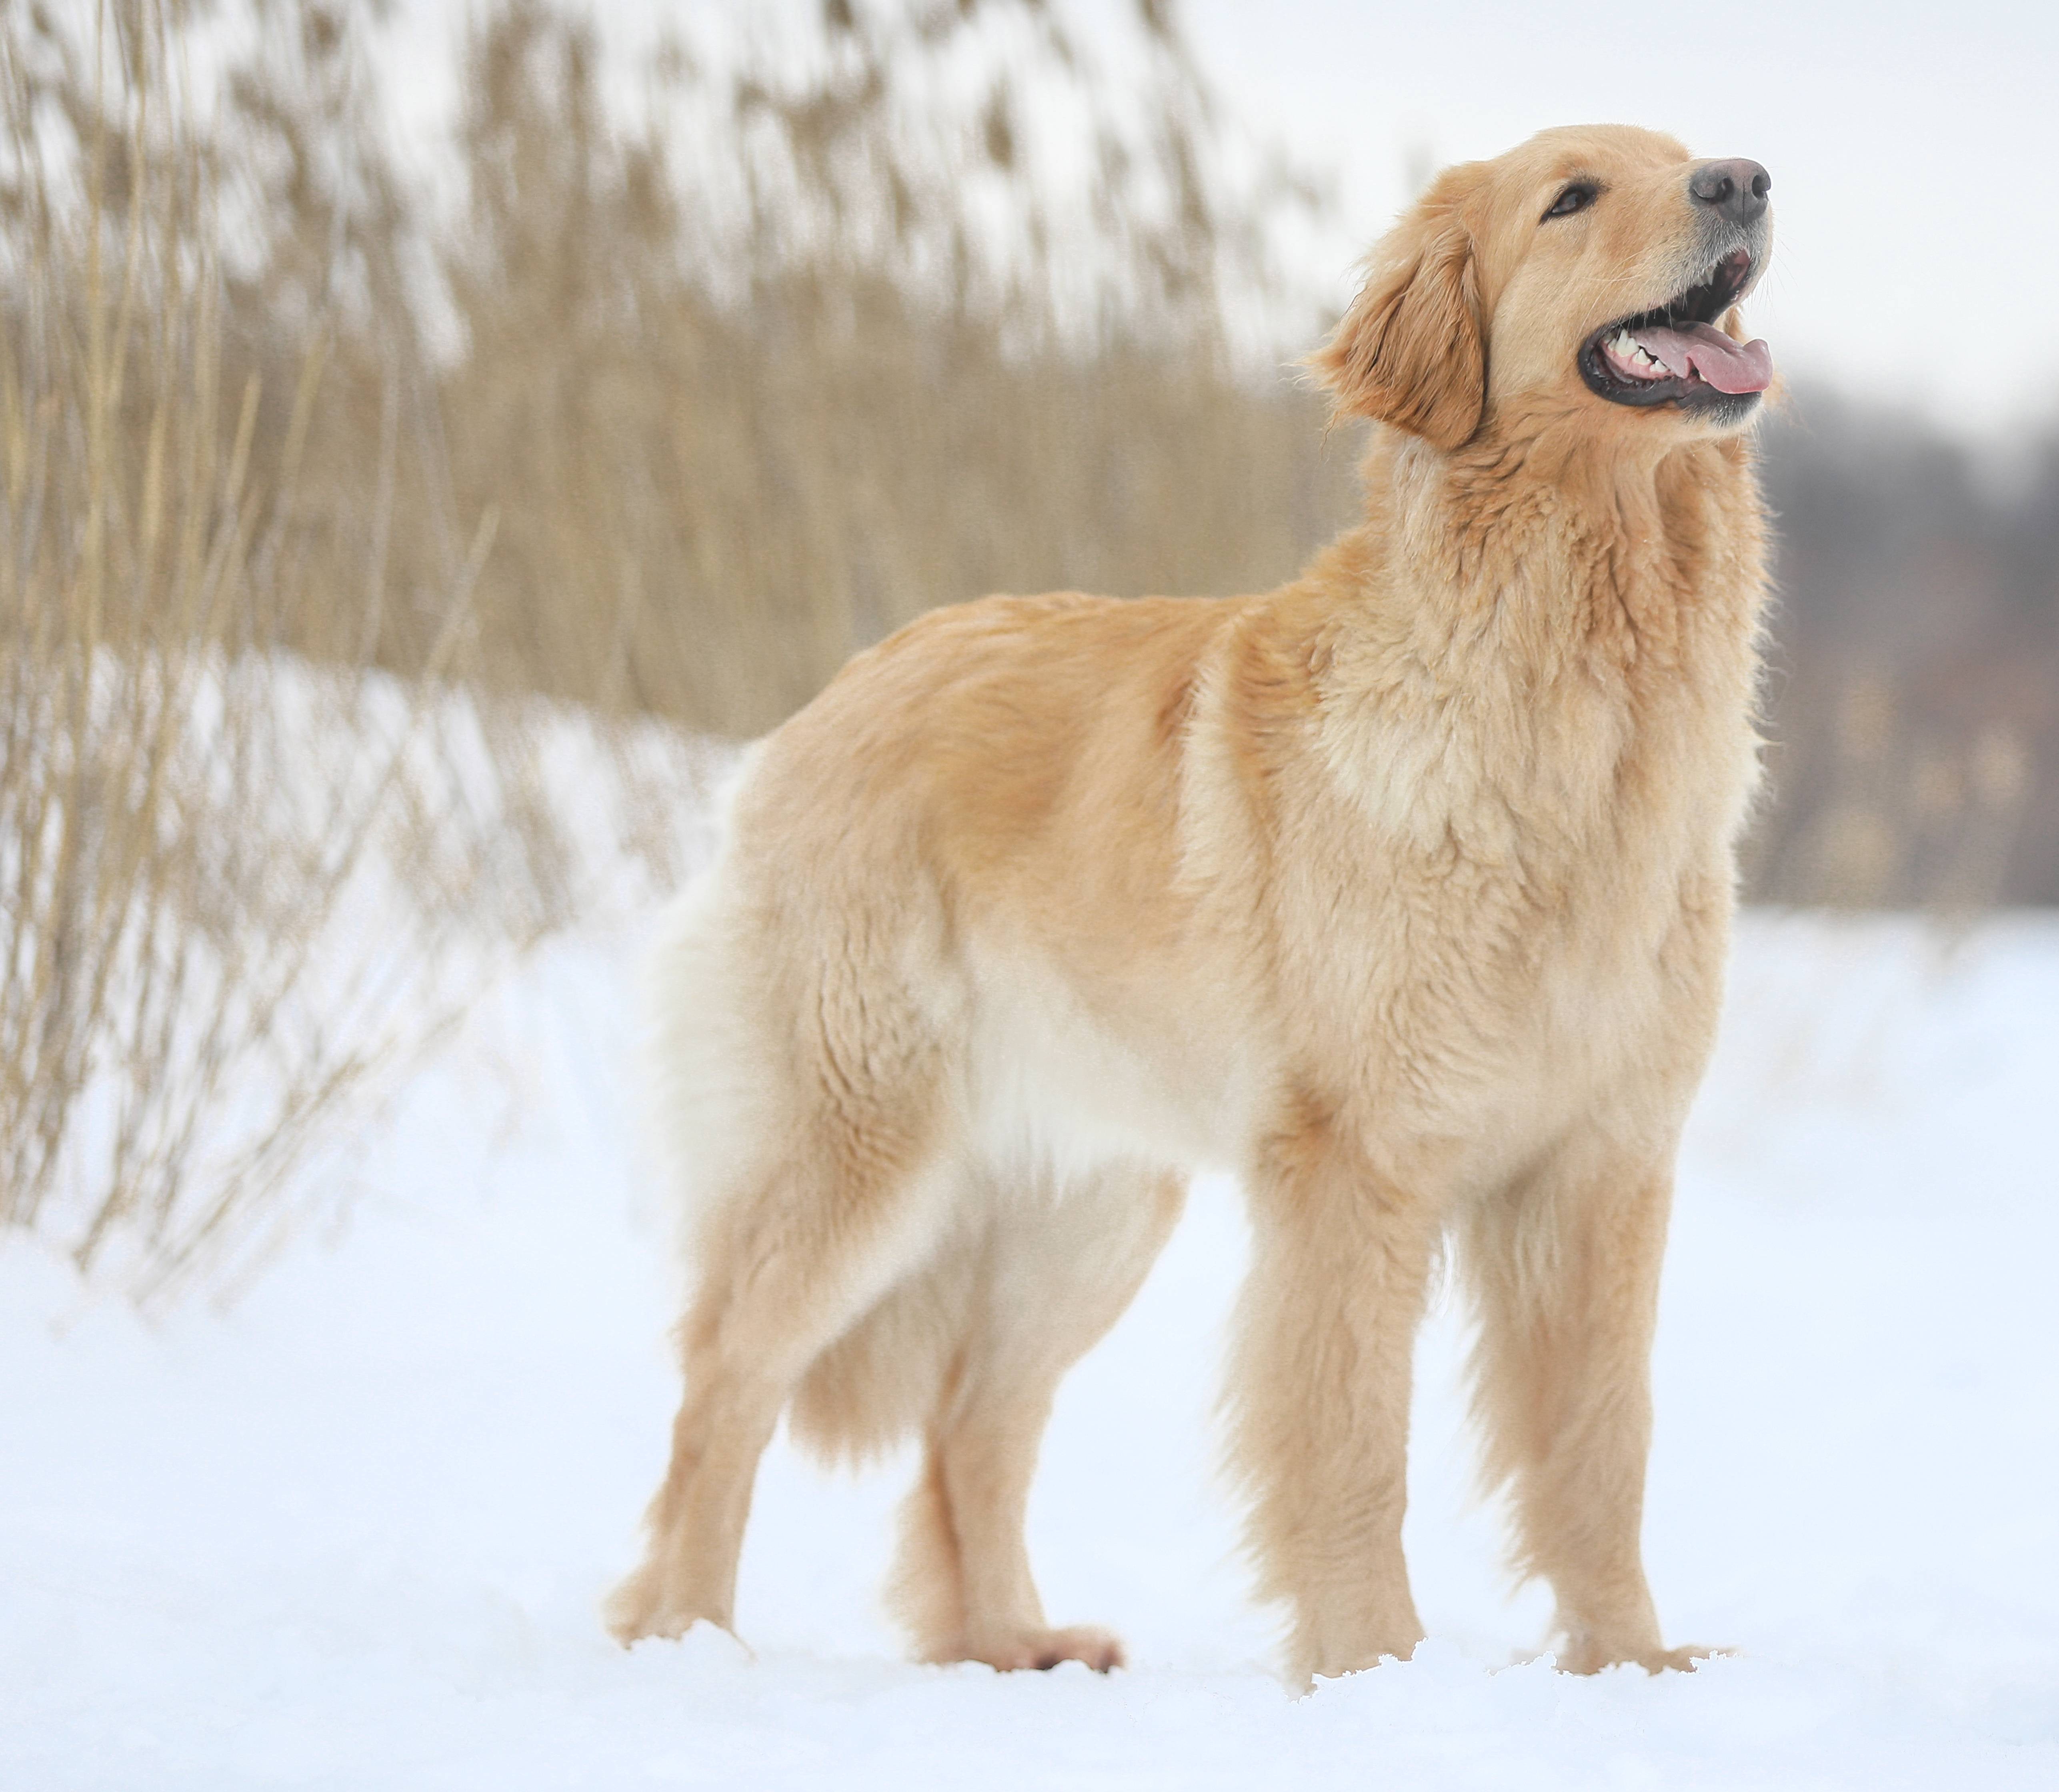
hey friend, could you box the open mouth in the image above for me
[1578,248,1771,411]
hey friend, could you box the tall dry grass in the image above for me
[0,0,592,1299]
[246,0,1357,736]
[1745,672,2031,918]
[0,0,1354,1298]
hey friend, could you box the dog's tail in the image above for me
[640,743,786,1252]
[787,1237,975,1468]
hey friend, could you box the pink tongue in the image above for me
[1634,322,1772,394]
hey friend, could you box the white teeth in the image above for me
[1606,328,1663,376]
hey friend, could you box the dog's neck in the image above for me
[1351,415,1769,685]
[1300,416,1769,866]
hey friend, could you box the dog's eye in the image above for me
[1543,183,1597,221]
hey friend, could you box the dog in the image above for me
[607,124,1773,1686]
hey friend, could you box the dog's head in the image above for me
[1313,124,1773,452]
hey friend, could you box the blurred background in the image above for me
[4,0,2054,1296]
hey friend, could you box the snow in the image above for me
[5,910,2058,1788]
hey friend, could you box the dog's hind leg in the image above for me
[606,1083,958,1649]
[887,1165,1187,1671]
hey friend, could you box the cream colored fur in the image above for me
[608,124,1772,1686]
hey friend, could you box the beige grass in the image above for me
[0,0,1352,1296]
[0,2,545,1297]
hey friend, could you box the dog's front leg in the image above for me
[1229,1104,1439,1686]
[1459,1134,1705,1674]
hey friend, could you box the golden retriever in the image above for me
[607,123,1774,1686]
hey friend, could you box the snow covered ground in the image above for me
[5,910,2057,1789]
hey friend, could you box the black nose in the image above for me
[1690,158,1771,225]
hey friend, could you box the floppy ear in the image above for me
[1309,192,1485,451]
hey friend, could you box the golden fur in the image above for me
[608,124,1773,1685]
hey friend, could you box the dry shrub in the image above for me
[0,1,602,1299]
[1745,672,2031,918]
[0,0,1351,1297]
[1749,392,2049,909]
[276,0,1357,735]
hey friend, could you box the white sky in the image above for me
[375,0,2059,442]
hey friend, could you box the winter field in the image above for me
[4,904,2057,1790]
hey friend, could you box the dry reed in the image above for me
[0,0,568,1299]
[1746,672,2030,918]
[300,0,1355,735]
[0,0,1352,1298]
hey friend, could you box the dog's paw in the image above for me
[603,1566,727,1649]
[1554,1637,1728,1676]
[956,1625,1127,1673]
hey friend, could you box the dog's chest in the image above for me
[1289,666,1747,1150]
